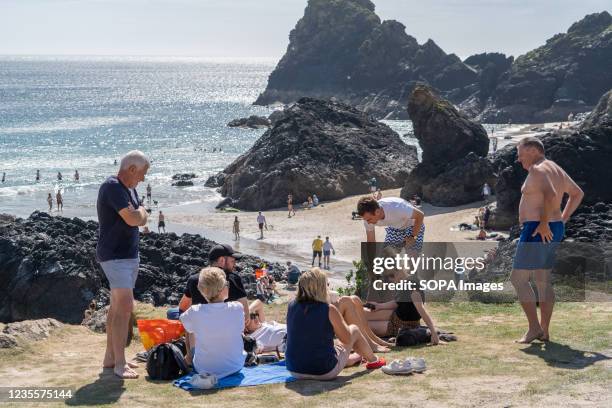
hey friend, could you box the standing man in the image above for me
[56,190,63,212]
[96,150,149,379]
[158,211,166,233]
[47,193,53,212]
[510,137,583,343]
[323,236,336,270]
[74,169,80,182]
[233,216,240,240]
[257,211,267,239]
[311,235,323,267]
[482,183,491,204]
[1,172,5,183]
[36,169,40,182]
[287,194,296,218]
[146,183,152,206]
[357,196,425,253]
[57,171,62,181]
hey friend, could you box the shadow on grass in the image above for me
[520,341,611,369]
[284,369,371,396]
[65,370,126,406]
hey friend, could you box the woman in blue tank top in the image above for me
[285,268,385,380]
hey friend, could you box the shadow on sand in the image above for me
[65,370,126,406]
[520,341,611,369]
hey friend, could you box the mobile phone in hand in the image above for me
[363,302,376,310]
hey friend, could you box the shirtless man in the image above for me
[510,137,583,343]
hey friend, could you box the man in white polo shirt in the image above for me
[357,196,425,252]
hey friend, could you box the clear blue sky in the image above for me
[1,0,609,59]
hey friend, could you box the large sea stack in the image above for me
[255,0,612,124]
[400,86,494,206]
[207,98,418,210]
[490,89,612,229]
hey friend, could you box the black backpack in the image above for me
[395,327,430,347]
[146,339,189,380]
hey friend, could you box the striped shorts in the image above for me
[384,224,425,252]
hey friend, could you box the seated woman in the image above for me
[364,269,439,345]
[180,267,246,378]
[285,268,385,380]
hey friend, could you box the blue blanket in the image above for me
[174,361,297,390]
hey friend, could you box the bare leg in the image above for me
[337,297,389,352]
[110,288,138,378]
[348,296,393,347]
[103,303,115,367]
[341,324,377,363]
[249,299,266,322]
[534,269,554,341]
[511,269,543,343]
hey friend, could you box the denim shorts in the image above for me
[100,258,139,289]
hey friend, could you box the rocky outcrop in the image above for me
[490,91,612,229]
[227,115,271,129]
[255,0,611,124]
[208,97,418,210]
[0,319,62,348]
[0,212,284,324]
[400,86,493,206]
[254,0,478,120]
[172,173,197,187]
[581,89,612,131]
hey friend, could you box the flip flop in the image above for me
[381,359,413,375]
[365,357,386,369]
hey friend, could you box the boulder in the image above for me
[172,173,196,181]
[0,212,285,324]
[227,115,271,129]
[400,86,493,206]
[0,318,62,348]
[172,180,194,187]
[489,92,612,229]
[581,89,612,131]
[215,197,234,209]
[208,97,418,210]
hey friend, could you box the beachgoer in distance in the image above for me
[74,169,79,182]
[257,211,266,239]
[311,235,323,267]
[307,196,313,209]
[510,137,583,343]
[233,216,240,240]
[287,194,296,218]
[285,268,385,380]
[323,236,335,270]
[492,137,498,153]
[312,194,319,207]
[57,171,62,181]
[375,189,382,201]
[158,211,166,233]
[369,177,378,193]
[1,172,5,183]
[358,196,425,253]
[47,193,53,212]
[96,150,149,379]
[56,190,63,212]
[482,182,491,203]
[180,267,246,379]
[146,183,152,205]
[36,169,40,182]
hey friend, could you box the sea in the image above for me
[0,56,515,221]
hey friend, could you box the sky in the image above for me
[0,0,609,59]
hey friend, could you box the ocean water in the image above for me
[0,56,515,220]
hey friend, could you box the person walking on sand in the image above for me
[482,182,491,204]
[357,196,425,253]
[74,169,80,182]
[257,212,267,239]
[233,216,240,240]
[56,190,63,212]
[311,235,324,267]
[323,236,335,270]
[146,183,152,205]
[47,193,53,212]
[96,150,149,379]
[158,210,166,233]
[287,194,296,218]
[510,137,583,344]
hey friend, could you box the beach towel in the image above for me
[173,361,296,390]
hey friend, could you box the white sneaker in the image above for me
[381,359,413,375]
[406,357,426,373]
[189,373,218,389]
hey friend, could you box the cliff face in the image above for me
[256,0,612,123]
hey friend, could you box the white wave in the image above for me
[0,116,140,135]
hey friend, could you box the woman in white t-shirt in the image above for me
[180,267,246,378]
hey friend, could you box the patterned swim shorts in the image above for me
[384,224,425,252]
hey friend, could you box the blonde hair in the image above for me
[197,267,226,302]
[296,267,329,303]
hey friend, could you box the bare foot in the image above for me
[372,345,390,353]
[104,361,138,369]
[540,332,550,342]
[114,365,139,379]
[515,329,544,344]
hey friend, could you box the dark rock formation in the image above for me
[172,180,194,187]
[208,97,418,210]
[490,90,612,228]
[0,212,284,324]
[254,0,478,120]
[255,0,611,124]
[476,11,612,123]
[227,115,271,129]
[172,173,197,187]
[581,89,612,131]
[268,110,287,126]
[400,86,493,206]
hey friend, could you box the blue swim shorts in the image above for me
[512,221,564,270]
